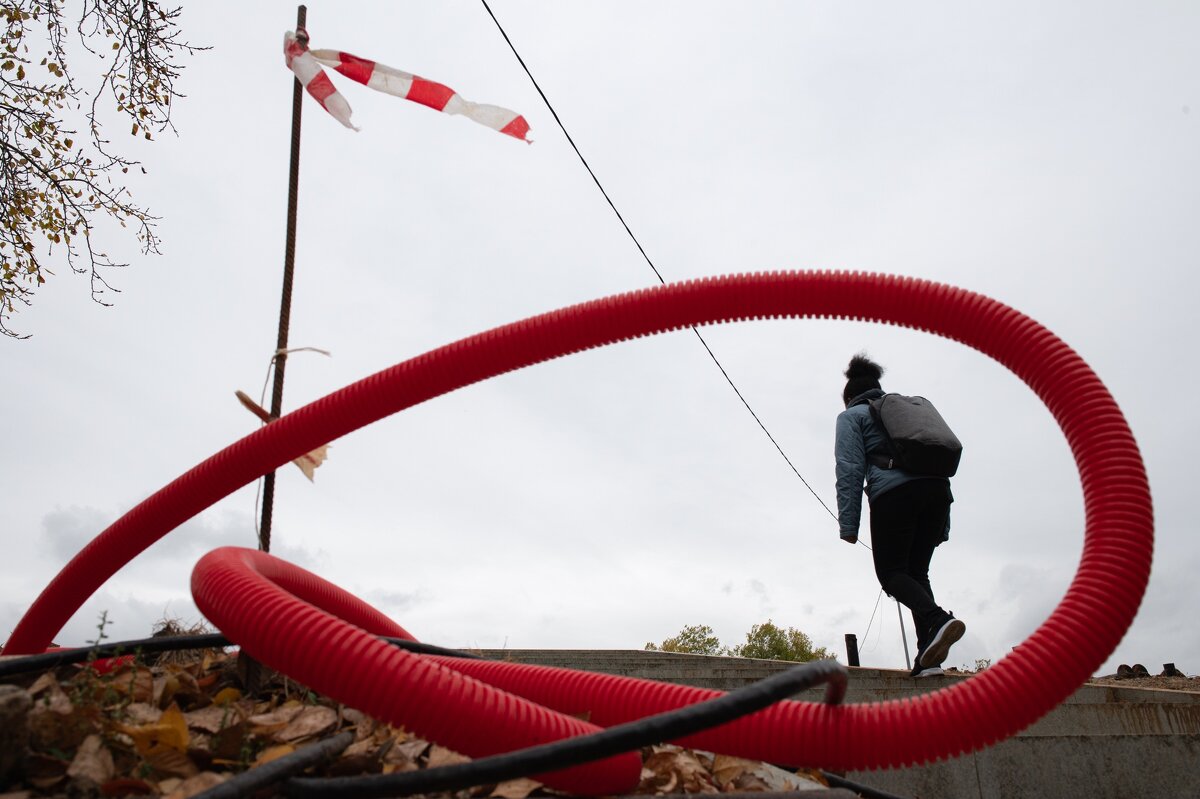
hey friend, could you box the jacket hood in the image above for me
[847,387,885,408]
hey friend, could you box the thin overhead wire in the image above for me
[860,588,885,653]
[479,0,838,523]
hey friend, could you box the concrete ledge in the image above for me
[479,649,1200,799]
[848,734,1200,799]
[479,649,1200,704]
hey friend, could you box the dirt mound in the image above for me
[1087,674,1199,693]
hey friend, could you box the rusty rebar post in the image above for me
[260,4,307,553]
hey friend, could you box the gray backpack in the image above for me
[868,394,962,477]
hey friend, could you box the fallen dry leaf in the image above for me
[426,744,470,769]
[142,747,199,779]
[155,669,202,709]
[162,771,227,799]
[277,705,338,743]
[26,672,58,696]
[28,692,97,751]
[207,721,250,761]
[255,744,296,766]
[32,679,72,713]
[211,687,241,706]
[116,703,190,756]
[330,754,381,777]
[187,731,214,756]
[66,734,115,785]
[374,723,407,746]
[98,776,157,795]
[155,674,178,708]
[382,761,419,775]
[491,776,543,799]
[109,667,155,703]
[111,704,199,779]
[712,754,823,792]
[156,777,182,794]
[341,738,377,758]
[795,766,830,786]
[247,701,304,735]
[381,737,427,773]
[184,704,238,735]
[330,737,384,778]
[124,702,163,726]
[641,746,718,794]
[393,739,429,761]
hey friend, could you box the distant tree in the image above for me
[729,619,832,662]
[644,623,727,656]
[1,1,204,337]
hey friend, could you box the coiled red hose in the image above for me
[190,547,642,794]
[5,271,1152,781]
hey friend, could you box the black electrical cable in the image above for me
[284,658,847,798]
[0,633,231,677]
[478,0,840,524]
[382,638,483,660]
[191,731,355,799]
[0,634,480,678]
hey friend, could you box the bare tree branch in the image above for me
[0,0,206,338]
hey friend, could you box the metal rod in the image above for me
[896,600,911,670]
[260,4,308,553]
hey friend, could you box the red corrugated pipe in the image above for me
[190,547,642,794]
[5,271,1153,785]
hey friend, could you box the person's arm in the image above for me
[834,412,867,543]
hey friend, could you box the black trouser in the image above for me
[869,478,952,649]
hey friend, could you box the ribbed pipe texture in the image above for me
[191,548,641,794]
[5,271,1153,780]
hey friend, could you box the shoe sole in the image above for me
[920,619,965,668]
[913,667,944,679]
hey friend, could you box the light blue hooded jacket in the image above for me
[834,388,951,541]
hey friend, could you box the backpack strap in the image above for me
[867,395,899,470]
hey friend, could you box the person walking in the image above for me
[834,354,965,677]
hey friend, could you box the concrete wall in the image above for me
[480,649,1200,799]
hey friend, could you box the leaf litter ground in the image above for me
[0,635,834,798]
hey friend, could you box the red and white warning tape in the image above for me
[284,30,530,141]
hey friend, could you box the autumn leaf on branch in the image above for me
[0,0,207,338]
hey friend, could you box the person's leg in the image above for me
[869,483,942,629]
[908,480,964,667]
[906,481,947,646]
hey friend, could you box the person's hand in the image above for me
[841,533,858,545]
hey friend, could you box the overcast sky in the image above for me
[3,2,1197,679]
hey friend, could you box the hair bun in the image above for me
[844,354,884,381]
